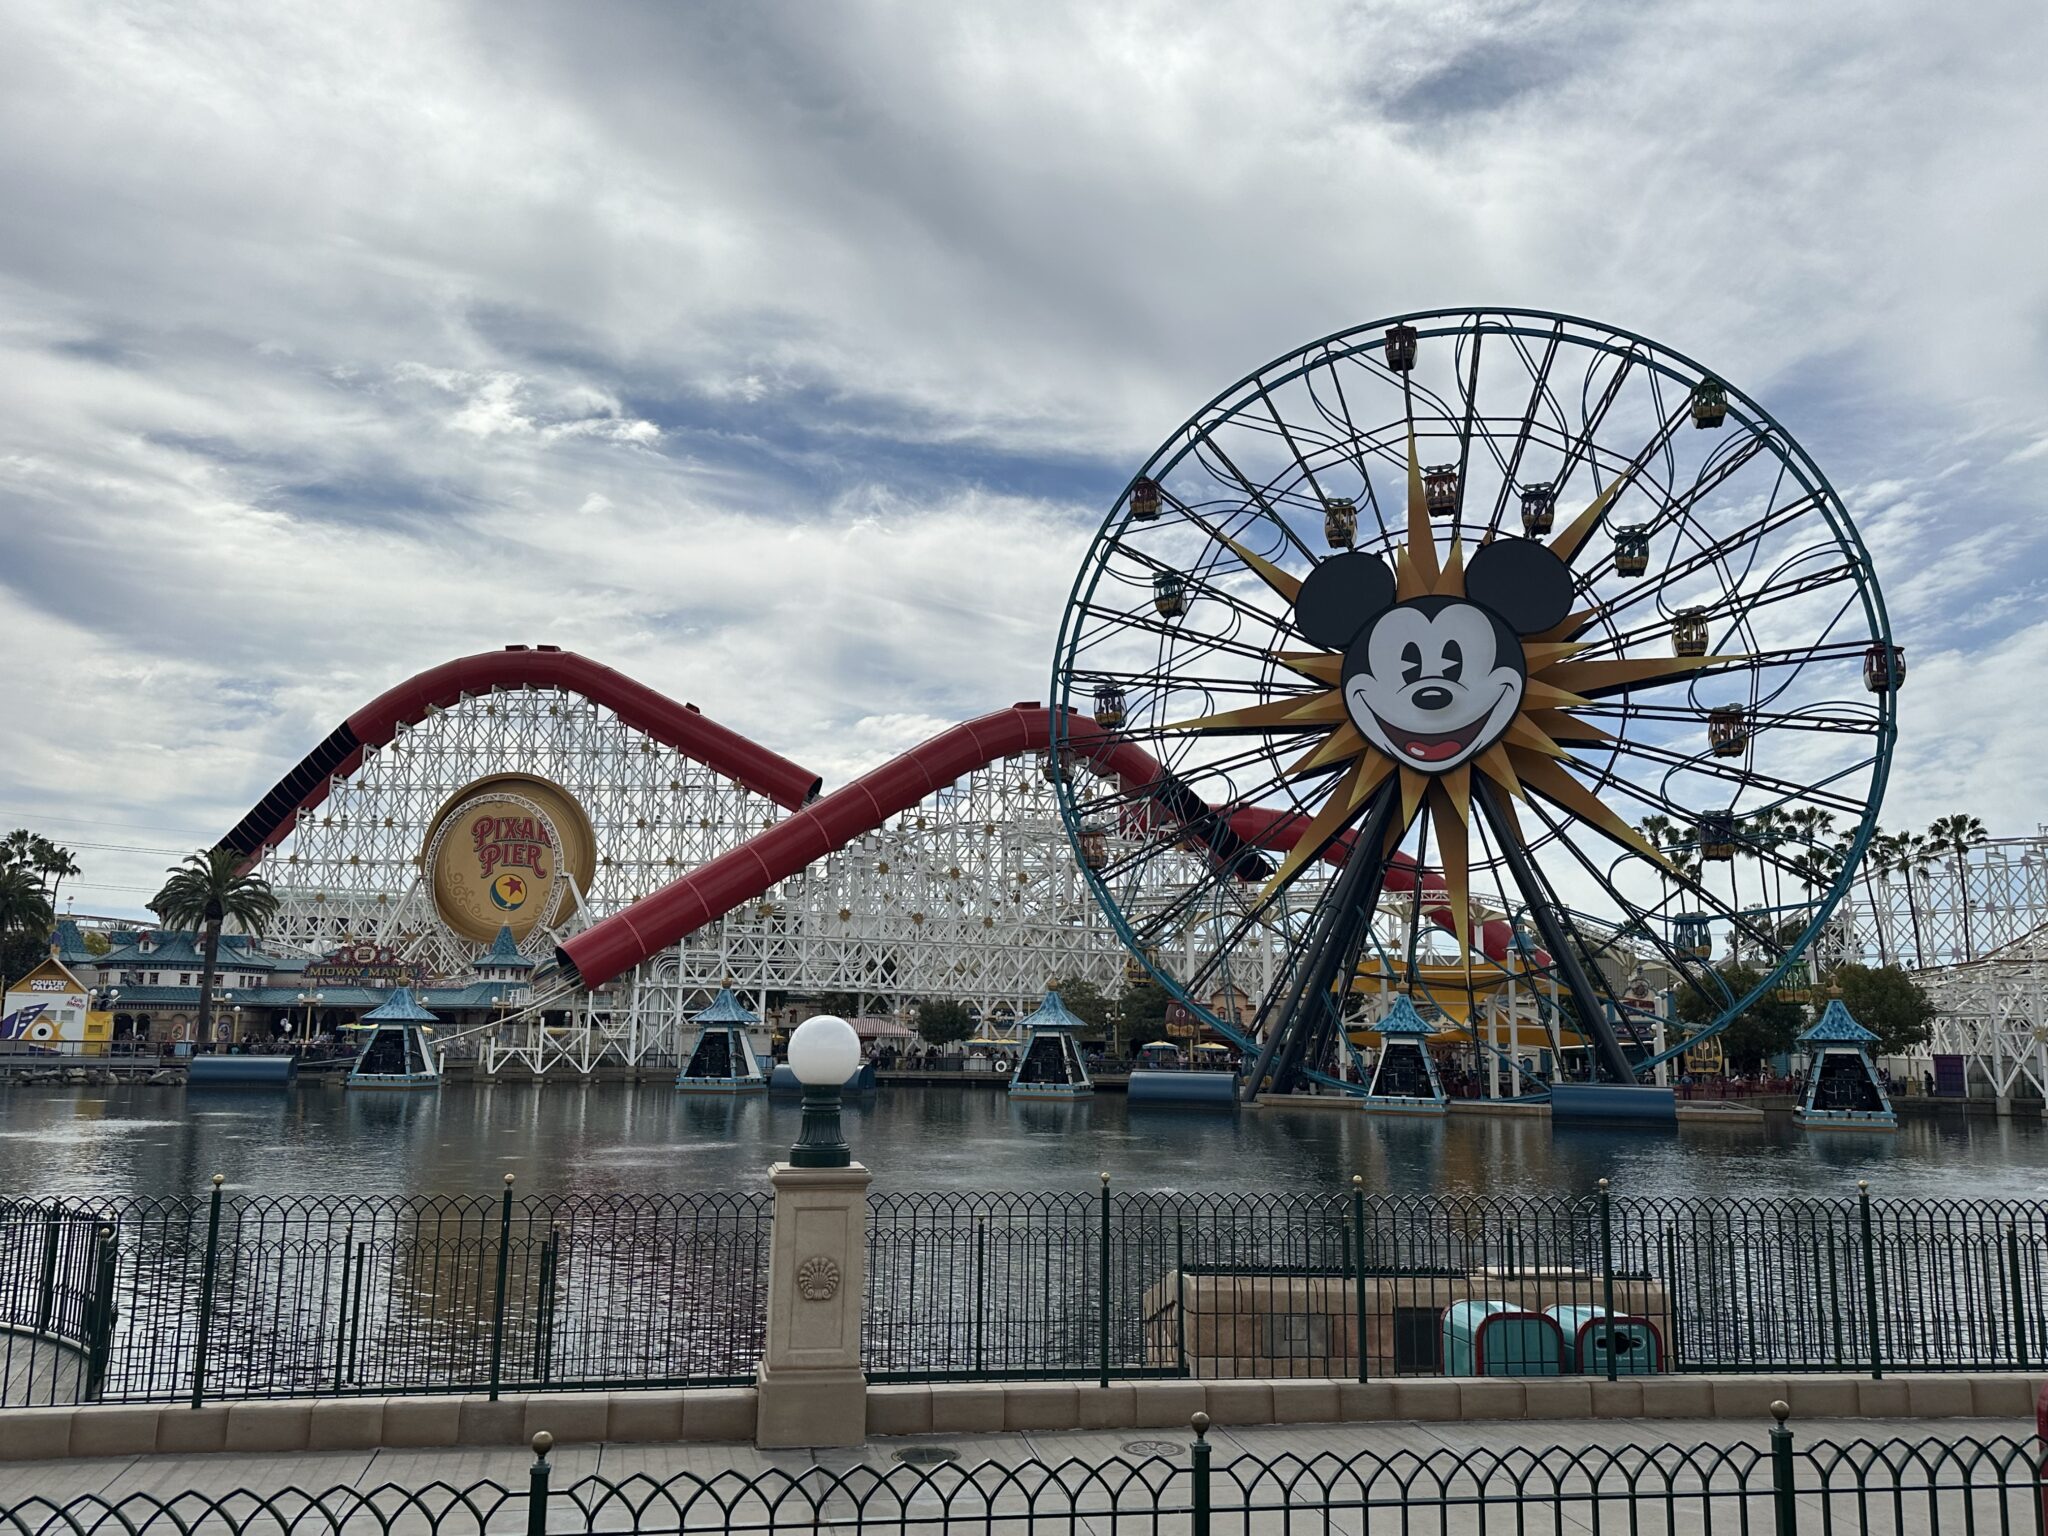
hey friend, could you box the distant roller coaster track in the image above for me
[218,646,1522,991]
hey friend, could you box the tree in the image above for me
[149,849,279,1044]
[1865,831,1904,966]
[1829,963,1935,1057]
[1926,814,1990,960]
[911,997,976,1048]
[0,866,54,987]
[1118,977,1172,1052]
[33,842,80,908]
[1872,830,1934,968]
[1742,808,1792,915]
[1046,975,1112,1030]
[1675,962,1807,1073]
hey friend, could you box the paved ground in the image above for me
[0,1414,2034,1533]
[0,1338,82,1411]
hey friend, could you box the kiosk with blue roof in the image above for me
[1008,989,1093,1099]
[1357,988,1449,1116]
[1793,989,1896,1132]
[346,988,443,1090]
[677,987,768,1093]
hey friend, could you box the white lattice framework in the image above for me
[1913,926,2048,1101]
[1837,831,2048,970]
[250,685,1302,1073]
[1815,831,2048,1094]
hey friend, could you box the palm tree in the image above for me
[33,843,80,910]
[149,849,279,1045]
[1881,831,1938,968]
[1749,807,1796,915]
[1926,814,1990,960]
[1638,815,1678,902]
[1788,846,1840,901]
[0,830,32,871]
[1788,807,1836,854]
[0,867,55,986]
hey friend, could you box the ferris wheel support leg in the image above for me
[1245,785,1400,1099]
[1472,779,1638,1087]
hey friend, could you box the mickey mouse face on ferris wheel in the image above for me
[1293,538,1575,775]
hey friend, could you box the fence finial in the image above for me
[505,1173,517,1186]
[1190,1411,1210,1440]
[1351,1174,1364,1190]
[211,1173,224,1187]
[531,1429,554,1458]
[1100,1171,1110,1185]
[1769,1400,1790,1424]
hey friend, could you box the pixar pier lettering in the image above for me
[472,816,552,878]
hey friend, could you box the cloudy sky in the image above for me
[2,0,2044,917]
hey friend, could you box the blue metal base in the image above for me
[768,1062,877,1096]
[1125,1070,1238,1106]
[189,1056,296,1086]
[1547,1083,1677,1125]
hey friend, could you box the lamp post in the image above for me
[756,1012,869,1448]
[786,1015,860,1167]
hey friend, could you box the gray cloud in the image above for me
[0,0,2043,910]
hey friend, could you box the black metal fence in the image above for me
[0,1184,768,1408]
[6,1179,2048,1405]
[866,1182,2048,1384]
[2,1417,2041,1536]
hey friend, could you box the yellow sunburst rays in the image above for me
[1151,433,1744,986]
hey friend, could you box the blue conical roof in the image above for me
[1019,990,1090,1032]
[362,987,439,1023]
[51,918,95,962]
[1798,995,1878,1046]
[693,987,760,1025]
[1374,993,1438,1037]
[482,925,535,970]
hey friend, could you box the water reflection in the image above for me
[0,1084,2042,1202]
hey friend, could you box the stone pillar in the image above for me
[755,1161,871,1448]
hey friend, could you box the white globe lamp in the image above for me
[787,1015,861,1167]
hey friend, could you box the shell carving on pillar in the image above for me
[795,1255,842,1301]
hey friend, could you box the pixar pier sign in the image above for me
[422,773,597,946]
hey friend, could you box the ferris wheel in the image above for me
[1050,309,1898,1093]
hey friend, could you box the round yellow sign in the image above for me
[420,773,597,946]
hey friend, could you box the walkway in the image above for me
[0,1413,2030,1533]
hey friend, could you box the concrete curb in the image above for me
[1,1374,2035,1461]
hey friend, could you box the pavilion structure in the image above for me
[1357,990,1448,1116]
[346,989,443,1091]
[1008,990,1093,1100]
[1793,993,1897,1131]
[676,987,768,1093]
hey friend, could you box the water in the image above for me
[0,1083,2041,1203]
